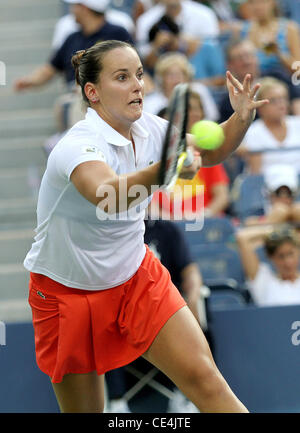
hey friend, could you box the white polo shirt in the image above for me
[24,108,167,290]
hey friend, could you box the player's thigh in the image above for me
[142,306,216,385]
[52,370,105,413]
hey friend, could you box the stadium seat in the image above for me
[232,174,265,221]
[190,243,245,286]
[206,290,247,312]
[175,216,236,248]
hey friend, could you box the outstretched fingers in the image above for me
[242,73,252,94]
[226,70,243,93]
[252,98,269,109]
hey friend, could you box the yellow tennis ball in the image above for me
[191,120,225,150]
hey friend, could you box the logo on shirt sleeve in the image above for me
[81,146,107,162]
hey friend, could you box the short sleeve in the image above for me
[49,134,109,182]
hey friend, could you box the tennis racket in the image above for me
[159,83,193,190]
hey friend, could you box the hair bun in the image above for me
[71,50,86,84]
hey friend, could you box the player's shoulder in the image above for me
[50,117,100,160]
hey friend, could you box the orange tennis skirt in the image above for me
[28,246,186,383]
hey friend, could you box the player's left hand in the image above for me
[226,71,269,122]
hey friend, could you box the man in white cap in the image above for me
[245,164,300,226]
[14,0,134,91]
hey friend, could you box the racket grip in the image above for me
[183,148,194,167]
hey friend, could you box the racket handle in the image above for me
[183,148,194,167]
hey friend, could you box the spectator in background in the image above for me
[245,164,300,226]
[133,0,159,21]
[236,224,300,307]
[188,38,226,88]
[52,0,135,51]
[144,218,209,330]
[144,12,199,73]
[235,0,300,80]
[14,0,133,92]
[218,38,300,123]
[135,0,219,71]
[242,76,300,176]
[197,0,239,35]
[144,217,210,413]
[143,52,219,121]
[151,90,229,219]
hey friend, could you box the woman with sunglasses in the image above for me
[237,224,300,306]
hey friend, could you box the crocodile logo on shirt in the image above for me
[81,146,106,162]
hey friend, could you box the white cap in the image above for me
[264,164,298,193]
[64,0,110,13]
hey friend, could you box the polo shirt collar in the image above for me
[86,107,149,146]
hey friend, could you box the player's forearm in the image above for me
[97,162,160,213]
[201,112,252,167]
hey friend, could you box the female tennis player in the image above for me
[24,40,268,413]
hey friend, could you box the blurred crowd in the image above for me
[13,0,300,412]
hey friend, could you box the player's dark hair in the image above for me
[71,40,136,103]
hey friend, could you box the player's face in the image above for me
[270,242,300,281]
[94,47,144,137]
